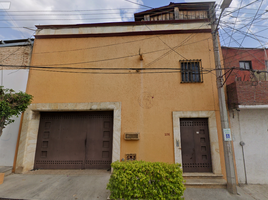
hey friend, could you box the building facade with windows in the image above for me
[14,2,230,187]
[222,47,268,84]
[222,46,268,184]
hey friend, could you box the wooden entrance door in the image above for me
[34,111,113,170]
[85,113,113,169]
[180,118,212,172]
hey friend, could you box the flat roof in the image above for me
[0,38,34,47]
[35,2,214,29]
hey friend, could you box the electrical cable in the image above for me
[221,46,268,68]
[32,36,159,54]
[227,0,244,47]
[144,23,187,60]
[220,22,268,41]
[31,37,211,59]
[0,8,147,13]
[222,0,260,18]
[219,0,266,65]
[124,0,153,9]
[219,26,268,47]
[220,25,267,67]
[0,63,252,73]
[144,22,210,68]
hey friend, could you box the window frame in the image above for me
[180,60,203,83]
[239,61,252,70]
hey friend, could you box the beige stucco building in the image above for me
[14,2,230,187]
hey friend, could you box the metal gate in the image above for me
[180,118,212,172]
[34,111,113,170]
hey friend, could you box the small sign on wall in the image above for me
[223,129,232,141]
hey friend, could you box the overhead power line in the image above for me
[124,0,153,9]
[222,0,260,18]
[0,8,146,12]
[0,17,135,21]
[1,64,266,76]
[0,13,138,16]
[221,23,268,41]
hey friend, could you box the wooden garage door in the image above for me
[34,111,113,170]
[180,118,212,172]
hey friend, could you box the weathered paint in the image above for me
[222,47,268,85]
[230,109,268,184]
[36,22,210,36]
[16,102,121,173]
[0,69,29,166]
[17,32,226,178]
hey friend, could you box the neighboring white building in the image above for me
[227,81,268,184]
[0,39,33,167]
[230,108,268,184]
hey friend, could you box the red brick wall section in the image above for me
[227,81,268,107]
[227,82,238,108]
[222,47,268,85]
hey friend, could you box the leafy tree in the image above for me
[0,86,33,137]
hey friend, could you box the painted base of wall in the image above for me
[0,173,4,184]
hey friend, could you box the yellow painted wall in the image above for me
[28,33,226,177]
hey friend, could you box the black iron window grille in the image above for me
[180,60,203,83]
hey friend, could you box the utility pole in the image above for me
[210,1,237,194]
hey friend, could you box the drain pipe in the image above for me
[237,109,247,184]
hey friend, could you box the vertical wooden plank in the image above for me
[196,11,200,19]
[183,11,188,19]
[174,7,179,20]
[170,12,174,20]
[188,11,192,19]
[162,14,166,20]
[158,15,162,21]
[200,11,204,19]
[189,11,195,19]
[166,13,170,20]
[154,16,158,21]
[144,14,150,21]
[179,11,184,19]
[204,11,208,19]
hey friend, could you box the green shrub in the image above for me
[107,161,186,200]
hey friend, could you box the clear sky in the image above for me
[0,0,267,48]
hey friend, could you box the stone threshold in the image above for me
[183,173,226,188]
[25,169,111,176]
[107,196,185,200]
[183,172,223,178]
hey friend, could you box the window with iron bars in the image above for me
[180,60,203,83]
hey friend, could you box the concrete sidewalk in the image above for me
[184,185,268,200]
[0,170,110,200]
[0,170,267,200]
